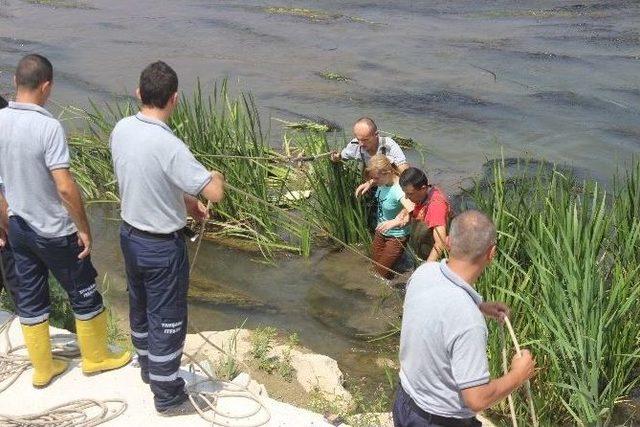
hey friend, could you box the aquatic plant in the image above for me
[317,71,351,82]
[68,81,371,257]
[460,158,640,426]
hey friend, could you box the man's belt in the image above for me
[122,222,187,240]
[402,385,481,427]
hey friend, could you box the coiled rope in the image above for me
[186,205,271,426]
[0,315,126,426]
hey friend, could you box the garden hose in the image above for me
[502,316,538,427]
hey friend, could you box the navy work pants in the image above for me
[120,223,189,411]
[393,384,481,427]
[8,216,103,325]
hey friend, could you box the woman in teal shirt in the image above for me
[356,154,413,279]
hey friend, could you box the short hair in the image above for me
[399,167,429,189]
[0,95,7,109]
[449,210,496,261]
[139,61,178,108]
[15,54,53,90]
[354,117,377,134]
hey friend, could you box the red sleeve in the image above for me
[424,190,449,229]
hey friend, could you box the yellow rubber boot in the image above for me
[21,321,68,388]
[75,310,131,374]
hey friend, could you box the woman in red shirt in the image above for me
[398,168,451,262]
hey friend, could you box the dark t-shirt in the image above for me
[0,96,7,110]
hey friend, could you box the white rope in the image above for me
[0,315,126,427]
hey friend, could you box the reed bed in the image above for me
[460,158,640,426]
[67,81,370,258]
[67,82,640,425]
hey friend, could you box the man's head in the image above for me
[399,167,430,204]
[353,117,379,153]
[14,54,53,103]
[137,61,179,111]
[448,210,497,267]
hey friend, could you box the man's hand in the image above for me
[330,151,342,163]
[376,220,397,234]
[479,302,510,322]
[0,229,6,249]
[77,230,92,259]
[355,180,373,197]
[185,195,209,221]
[511,349,535,382]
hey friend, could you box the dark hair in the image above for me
[139,61,178,108]
[15,54,53,90]
[354,117,377,133]
[0,95,7,109]
[399,167,429,189]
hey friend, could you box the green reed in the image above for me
[460,158,640,426]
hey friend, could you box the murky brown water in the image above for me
[2,0,640,396]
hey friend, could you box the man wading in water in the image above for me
[399,167,451,262]
[332,117,410,230]
[394,210,535,427]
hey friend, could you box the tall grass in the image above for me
[461,158,640,426]
[67,81,370,258]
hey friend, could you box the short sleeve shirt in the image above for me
[398,260,489,419]
[340,136,407,166]
[110,113,211,234]
[375,183,410,238]
[411,187,450,229]
[0,102,75,237]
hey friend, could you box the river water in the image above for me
[1,0,639,396]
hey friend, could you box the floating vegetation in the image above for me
[265,7,340,21]
[379,131,416,149]
[317,71,351,82]
[265,6,379,25]
[273,118,332,133]
[23,0,95,9]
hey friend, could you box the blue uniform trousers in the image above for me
[393,384,482,427]
[0,239,19,303]
[119,223,189,411]
[8,216,103,325]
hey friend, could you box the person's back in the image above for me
[0,102,74,237]
[399,261,487,419]
[393,210,535,427]
[110,114,208,233]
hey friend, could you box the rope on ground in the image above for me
[0,315,78,394]
[183,350,271,427]
[502,316,538,427]
[0,316,126,427]
[0,398,127,427]
[186,212,271,426]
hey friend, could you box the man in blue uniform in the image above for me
[110,61,224,416]
[0,54,131,388]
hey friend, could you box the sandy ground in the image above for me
[0,311,331,427]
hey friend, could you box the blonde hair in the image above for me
[366,154,399,177]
